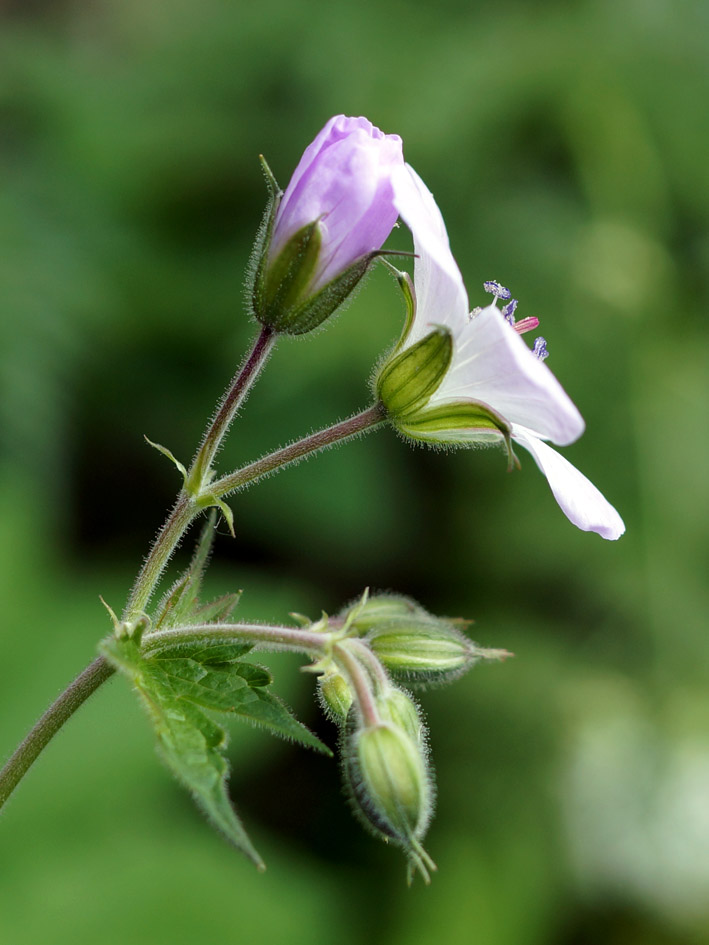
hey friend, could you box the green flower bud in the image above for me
[368,618,476,686]
[376,687,425,746]
[345,722,433,851]
[340,593,422,636]
[376,327,453,418]
[318,670,353,722]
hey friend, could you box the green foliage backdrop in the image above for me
[1,1,707,942]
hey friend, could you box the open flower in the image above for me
[377,164,624,540]
[252,115,404,335]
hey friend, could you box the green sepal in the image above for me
[396,399,511,445]
[377,327,453,418]
[247,155,283,321]
[379,259,417,355]
[257,221,322,325]
[99,634,265,869]
[257,243,376,336]
[144,436,188,484]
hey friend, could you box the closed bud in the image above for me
[368,618,476,686]
[376,687,425,746]
[376,327,453,418]
[345,722,433,856]
[340,593,422,636]
[318,670,353,722]
[250,115,403,335]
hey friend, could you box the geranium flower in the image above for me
[252,115,404,334]
[378,164,624,540]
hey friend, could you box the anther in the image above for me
[483,280,511,301]
[501,299,518,325]
[532,337,549,361]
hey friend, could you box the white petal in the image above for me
[511,426,625,540]
[391,163,469,344]
[435,304,585,446]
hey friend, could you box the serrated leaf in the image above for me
[99,635,264,868]
[144,637,254,662]
[231,689,332,756]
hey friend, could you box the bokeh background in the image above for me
[1,1,708,942]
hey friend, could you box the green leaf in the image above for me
[154,657,272,711]
[144,637,254,663]
[99,635,264,869]
[144,436,188,482]
[151,648,329,754]
[230,688,331,755]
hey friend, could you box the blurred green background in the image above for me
[1,0,707,942]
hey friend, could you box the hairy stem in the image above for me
[188,325,276,489]
[0,658,115,810]
[143,622,329,657]
[333,643,381,728]
[210,402,388,499]
[123,493,196,621]
[124,327,276,622]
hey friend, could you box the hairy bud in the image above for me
[318,670,353,722]
[368,619,477,686]
[250,115,403,335]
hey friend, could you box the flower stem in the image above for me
[333,643,381,727]
[210,402,388,499]
[0,657,115,810]
[188,325,276,491]
[123,493,196,622]
[142,622,329,657]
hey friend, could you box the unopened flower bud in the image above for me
[376,687,425,746]
[345,722,433,854]
[376,327,453,417]
[250,115,403,335]
[318,670,353,722]
[340,593,422,636]
[368,618,476,686]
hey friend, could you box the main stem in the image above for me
[0,658,115,808]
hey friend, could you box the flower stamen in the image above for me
[483,280,511,303]
[532,336,549,361]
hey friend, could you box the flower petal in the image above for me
[511,426,625,540]
[435,304,585,446]
[273,116,403,290]
[391,163,469,344]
